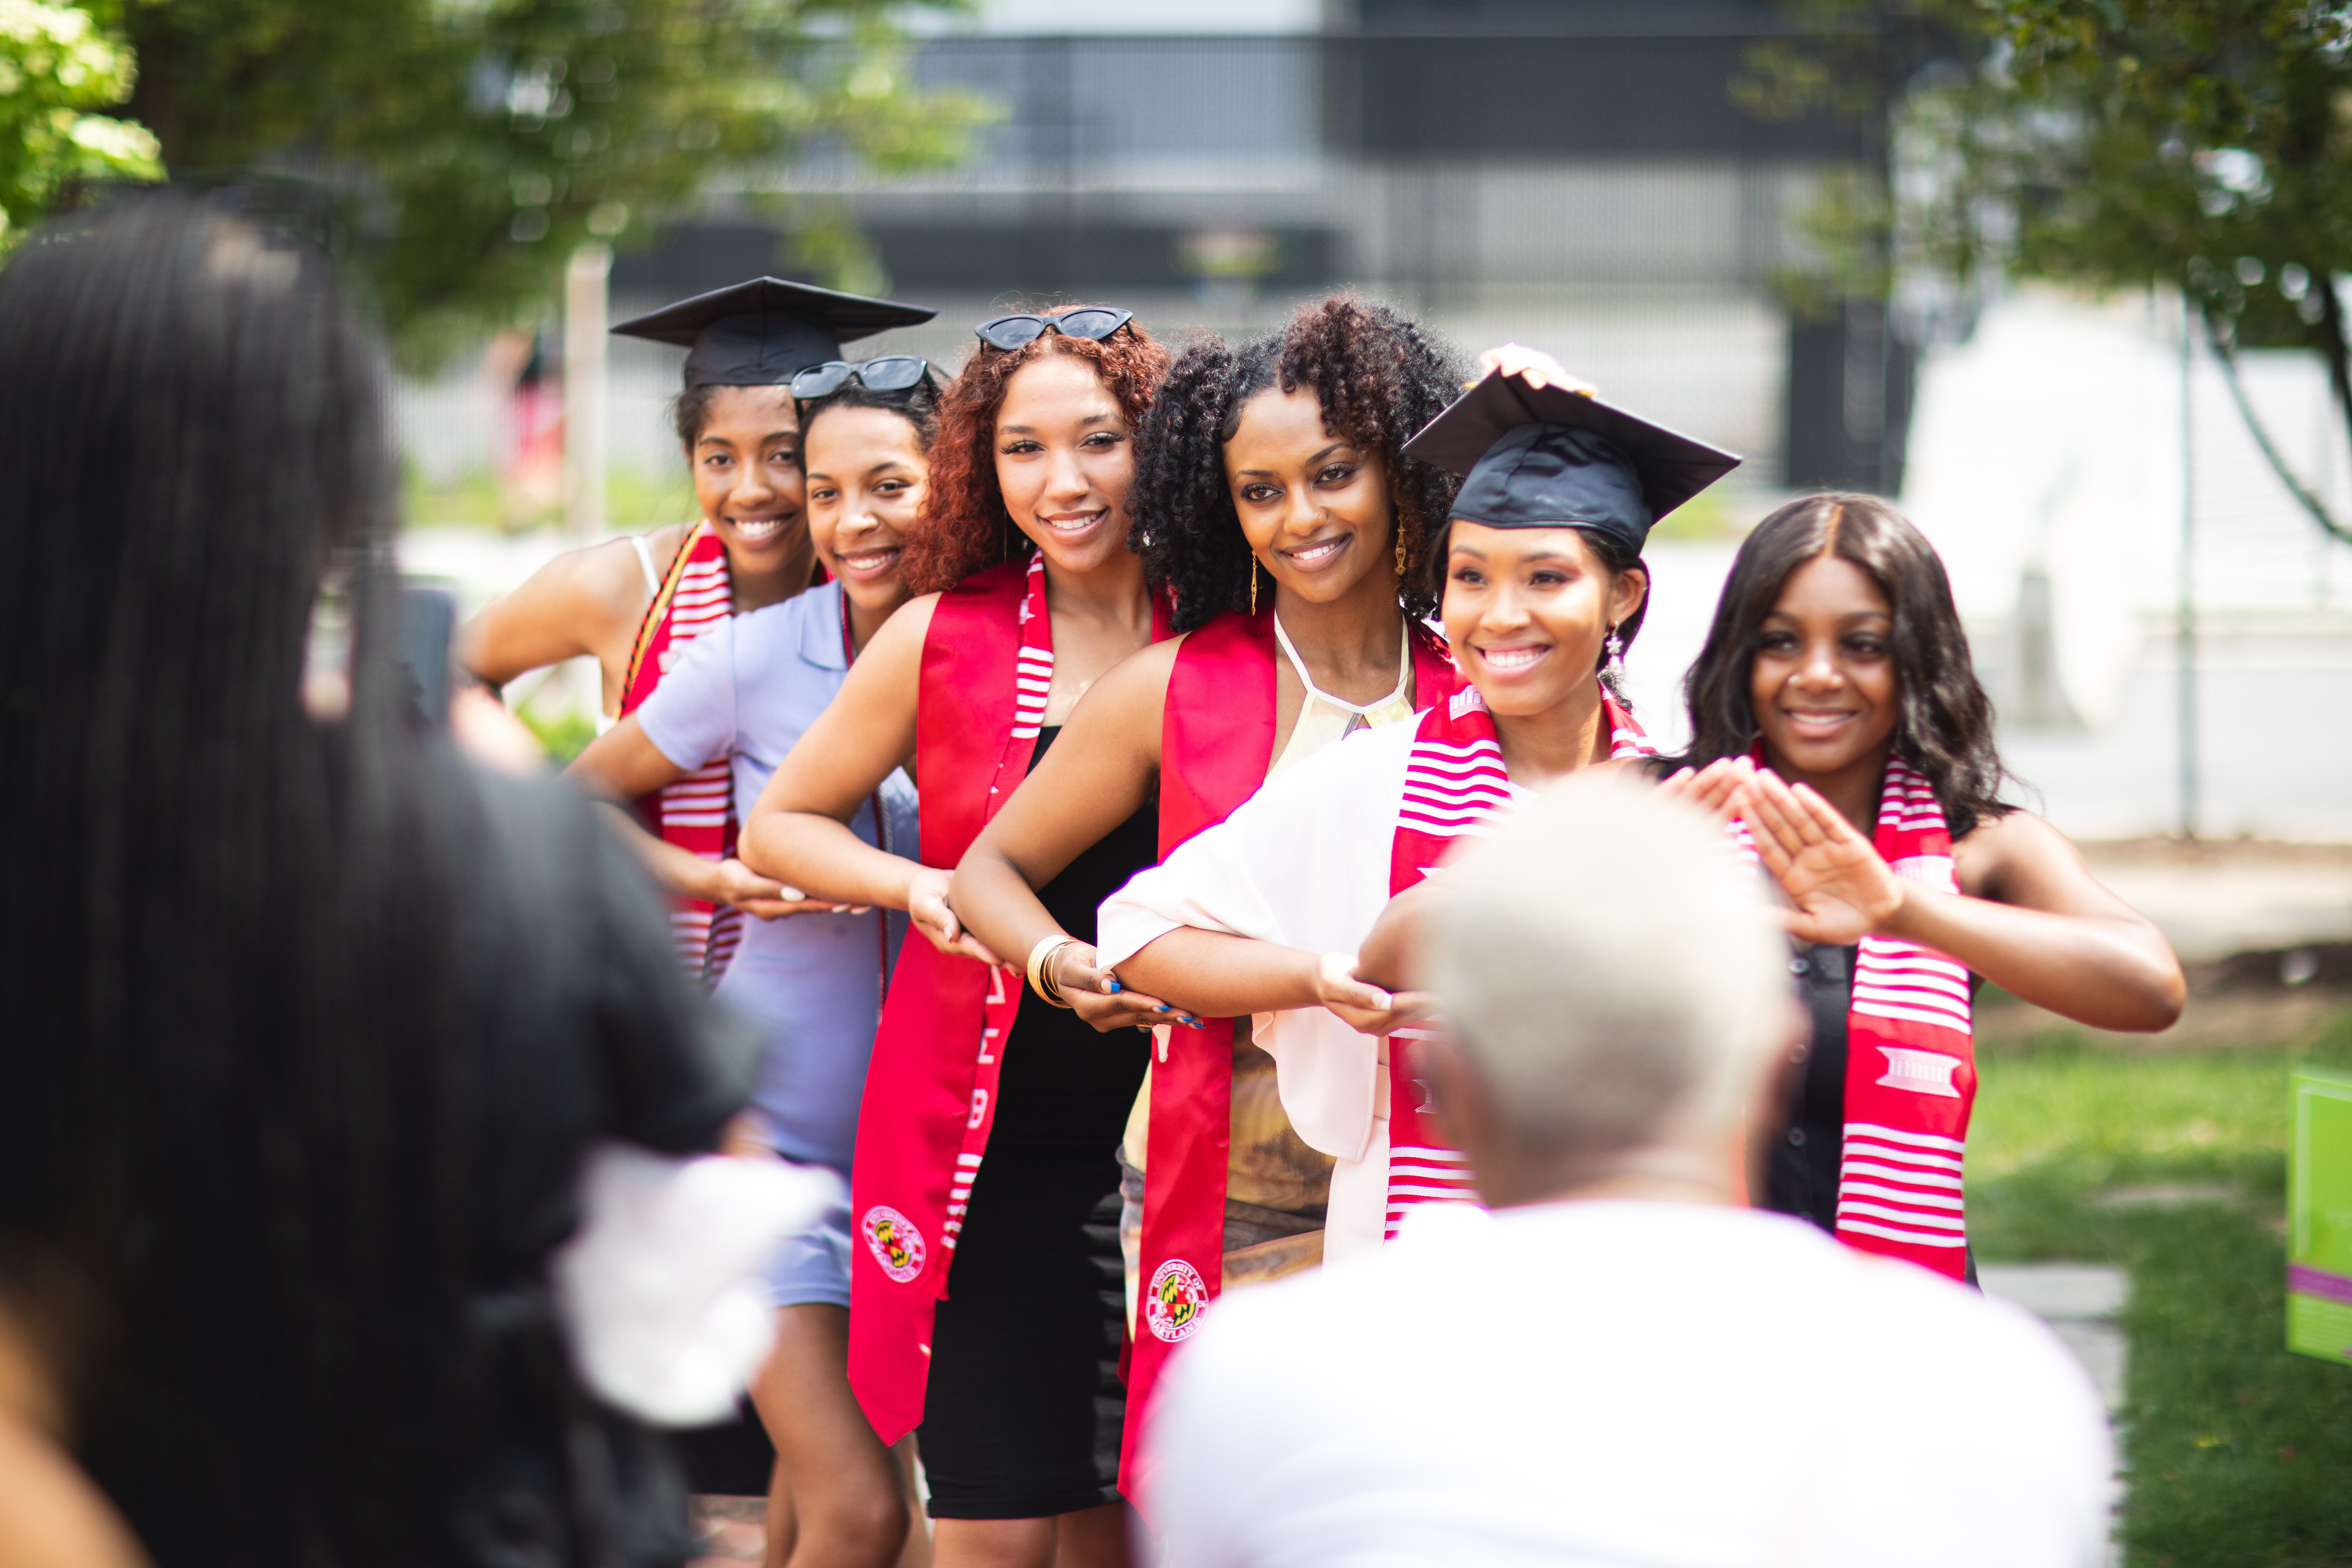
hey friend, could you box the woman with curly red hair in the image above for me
[943,296,1469,1500]
[742,306,1171,1566]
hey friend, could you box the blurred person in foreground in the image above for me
[0,194,769,1565]
[1144,777,2112,1568]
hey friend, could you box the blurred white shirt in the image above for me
[1145,1199,2112,1568]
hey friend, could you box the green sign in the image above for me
[2288,1067,2352,1363]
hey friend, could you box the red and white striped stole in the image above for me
[1729,751,1977,1279]
[1383,683,1657,1235]
[1832,756,1976,1278]
[617,520,740,981]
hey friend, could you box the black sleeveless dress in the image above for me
[916,725,1157,1518]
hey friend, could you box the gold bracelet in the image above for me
[1026,934,1080,1009]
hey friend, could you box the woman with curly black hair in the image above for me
[1680,492,2183,1278]
[943,296,1469,1485]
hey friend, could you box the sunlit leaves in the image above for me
[0,1,160,245]
[119,0,991,370]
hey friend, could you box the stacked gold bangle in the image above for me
[1026,933,1083,1009]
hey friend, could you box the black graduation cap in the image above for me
[1402,370,1742,553]
[611,276,937,392]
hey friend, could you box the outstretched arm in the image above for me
[1119,927,1425,1037]
[736,596,978,947]
[951,644,1179,1032]
[568,717,855,920]
[461,531,666,690]
[1742,769,2185,1031]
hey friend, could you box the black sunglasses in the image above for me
[789,355,932,400]
[972,307,1135,352]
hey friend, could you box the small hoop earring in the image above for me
[1602,624,1626,682]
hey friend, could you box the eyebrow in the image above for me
[1233,441,1353,478]
[998,411,1119,435]
[1760,608,1891,624]
[698,429,798,449]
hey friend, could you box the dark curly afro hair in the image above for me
[1129,296,1466,634]
[899,306,1170,596]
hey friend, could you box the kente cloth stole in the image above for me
[1122,611,1460,1506]
[1383,683,1658,1232]
[618,519,740,981]
[847,556,1171,1446]
[1733,750,1977,1280]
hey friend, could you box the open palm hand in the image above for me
[1741,770,1903,946]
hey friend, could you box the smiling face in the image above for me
[688,385,808,570]
[803,402,925,619]
[1224,385,1396,611]
[1442,522,1646,720]
[992,352,1137,576]
[1748,552,1900,779]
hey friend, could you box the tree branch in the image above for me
[2316,272,2352,503]
[2199,304,2352,547]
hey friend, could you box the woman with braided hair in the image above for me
[944,295,1468,1500]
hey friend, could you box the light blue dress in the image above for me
[637,580,920,1307]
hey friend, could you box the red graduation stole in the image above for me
[1382,683,1658,1230]
[618,519,740,981]
[1735,749,1977,1279]
[846,555,1170,1443]
[1121,610,1459,1503]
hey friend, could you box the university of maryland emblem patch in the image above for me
[1143,1257,1208,1343]
[861,1205,926,1284]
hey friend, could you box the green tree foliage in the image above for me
[1750,1,2352,542]
[1978,2,2352,542]
[120,0,989,367]
[0,1,161,245]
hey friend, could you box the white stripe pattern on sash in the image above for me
[1010,558,1054,739]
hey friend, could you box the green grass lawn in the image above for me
[1970,1014,2352,1566]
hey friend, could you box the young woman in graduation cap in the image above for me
[941,296,1467,1502]
[460,276,934,980]
[1091,363,1750,1445]
[1677,492,2182,1281]
[737,306,1171,1567]
[565,359,944,1568]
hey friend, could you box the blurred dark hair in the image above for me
[1134,296,1464,633]
[798,372,942,454]
[0,194,712,1564]
[899,305,1170,595]
[1679,492,2011,835]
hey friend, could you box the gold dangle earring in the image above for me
[1248,560,1258,616]
[1395,528,1408,578]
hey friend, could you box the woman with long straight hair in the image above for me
[0,195,748,1566]
[1679,492,2183,1275]
[739,307,1171,1568]
[946,296,1467,1483]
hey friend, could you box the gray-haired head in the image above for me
[1428,773,1790,1168]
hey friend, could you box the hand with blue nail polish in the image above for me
[1048,939,1181,1035]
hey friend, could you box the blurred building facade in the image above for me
[393,0,2352,842]
[404,0,1898,499]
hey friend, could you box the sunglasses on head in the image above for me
[789,355,932,400]
[972,307,1135,352]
